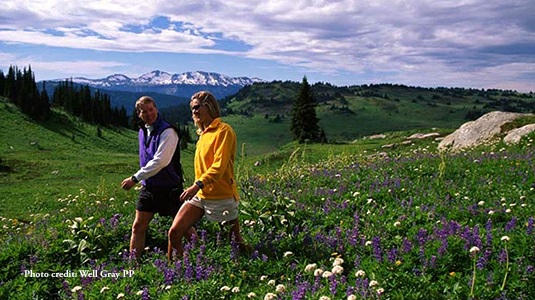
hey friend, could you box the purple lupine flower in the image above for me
[476,249,491,270]
[142,287,150,300]
[110,214,121,228]
[428,255,437,268]
[438,238,448,256]
[526,265,534,274]
[485,219,493,246]
[387,248,398,264]
[184,256,193,282]
[230,233,239,260]
[174,260,182,279]
[372,236,383,263]
[163,267,175,285]
[505,217,517,232]
[62,280,72,298]
[329,274,338,294]
[416,228,428,247]
[527,217,534,235]
[497,248,507,264]
[291,282,310,300]
[402,238,412,253]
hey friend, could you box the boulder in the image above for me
[503,124,535,144]
[438,111,534,151]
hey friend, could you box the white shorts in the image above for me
[186,196,239,223]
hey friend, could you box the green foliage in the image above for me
[290,76,323,143]
[2,80,535,299]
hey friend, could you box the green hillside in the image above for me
[218,82,535,153]
[0,97,195,220]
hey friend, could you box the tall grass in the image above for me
[1,131,534,299]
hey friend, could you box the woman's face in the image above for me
[190,98,210,126]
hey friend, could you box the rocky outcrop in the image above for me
[438,111,535,151]
[503,124,535,144]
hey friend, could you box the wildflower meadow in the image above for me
[1,134,534,299]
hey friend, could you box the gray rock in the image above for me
[438,111,534,151]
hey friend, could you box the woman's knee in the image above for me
[168,224,186,240]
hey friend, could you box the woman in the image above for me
[167,91,246,260]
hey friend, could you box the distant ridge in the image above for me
[48,70,263,100]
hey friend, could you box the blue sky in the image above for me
[0,1,533,92]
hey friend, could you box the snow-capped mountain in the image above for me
[68,70,262,89]
[45,70,263,112]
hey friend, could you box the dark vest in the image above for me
[139,115,183,188]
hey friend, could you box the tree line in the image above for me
[0,65,50,121]
[0,65,128,127]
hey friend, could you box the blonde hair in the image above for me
[191,91,221,133]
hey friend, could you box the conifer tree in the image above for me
[290,76,322,143]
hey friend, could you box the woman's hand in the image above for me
[180,184,200,201]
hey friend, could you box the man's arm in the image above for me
[121,128,178,190]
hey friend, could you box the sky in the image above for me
[0,0,534,92]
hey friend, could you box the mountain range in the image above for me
[42,70,263,114]
[56,70,262,98]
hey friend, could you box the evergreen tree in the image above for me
[290,76,322,143]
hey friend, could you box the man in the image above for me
[121,95,186,258]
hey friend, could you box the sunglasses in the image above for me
[191,104,202,111]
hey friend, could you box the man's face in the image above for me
[137,102,158,125]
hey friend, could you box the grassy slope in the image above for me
[0,98,195,220]
[1,95,448,220]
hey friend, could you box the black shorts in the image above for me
[136,186,183,217]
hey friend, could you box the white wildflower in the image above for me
[377,287,385,295]
[71,286,82,293]
[260,275,268,281]
[314,268,324,277]
[283,251,293,257]
[232,287,240,293]
[488,210,495,215]
[267,279,276,286]
[117,294,125,299]
[394,221,401,227]
[264,292,277,300]
[470,246,480,254]
[247,292,257,298]
[478,201,485,206]
[369,280,379,287]
[319,296,331,300]
[365,241,372,246]
[332,265,344,275]
[276,284,286,293]
[501,236,510,242]
[322,271,334,278]
[355,270,366,277]
[305,263,317,272]
[100,286,110,293]
[136,290,144,296]
[347,295,357,300]
[220,286,231,292]
[332,257,344,266]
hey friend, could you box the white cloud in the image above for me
[0,0,533,91]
